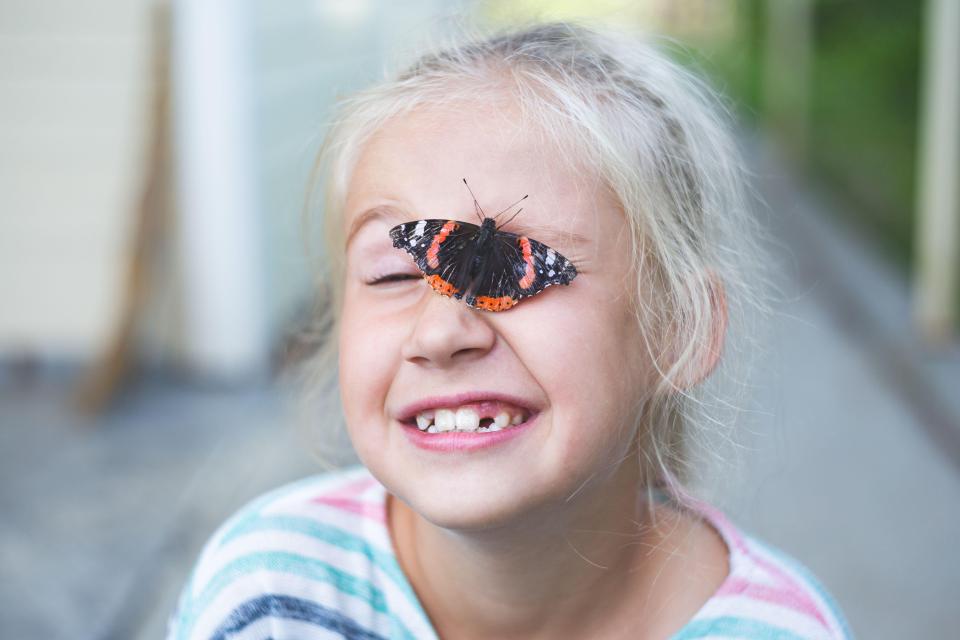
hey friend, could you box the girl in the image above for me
[167,22,853,639]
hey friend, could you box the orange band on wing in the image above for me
[425,274,458,296]
[426,221,459,269]
[518,236,536,290]
[475,295,517,312]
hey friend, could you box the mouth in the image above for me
[395,392,538,434]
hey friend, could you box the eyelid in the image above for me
[366,272,422,286]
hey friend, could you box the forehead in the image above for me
[343,102,617,250]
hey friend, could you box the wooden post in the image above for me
[74,3,173,414]
[914,0,960,343]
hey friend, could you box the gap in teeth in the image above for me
[414,406,528,432]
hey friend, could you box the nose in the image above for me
[400,292,497,368]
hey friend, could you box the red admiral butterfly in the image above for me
[388,180,578,312]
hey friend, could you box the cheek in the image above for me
[518,292,648,441]
[338,293,404,426]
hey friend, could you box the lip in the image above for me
[393,391,540,423]
[399,411,540,453]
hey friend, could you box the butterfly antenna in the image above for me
[499,207,524,228]
[492,194,529,220]
[462,178,485,223]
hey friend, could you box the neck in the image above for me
[388,459,697,640]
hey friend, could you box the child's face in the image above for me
[339,100,658,529]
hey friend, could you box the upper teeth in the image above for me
[413,406,529,432]
[437,409,456,431]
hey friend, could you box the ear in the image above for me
[675,270,728,389]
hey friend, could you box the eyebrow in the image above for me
[345,204,408,248]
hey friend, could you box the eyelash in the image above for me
[366,272,421,286]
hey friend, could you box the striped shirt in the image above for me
[165,465,854,639]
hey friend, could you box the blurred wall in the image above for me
[0,0,156,359]
[0,0,460,373]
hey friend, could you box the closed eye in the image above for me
[366,273,422,286]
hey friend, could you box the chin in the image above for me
[399,474,542,532]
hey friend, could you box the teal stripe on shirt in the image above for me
[671,616,811,640]
[219,513,418,605]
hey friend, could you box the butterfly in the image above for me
[388,179,578,312]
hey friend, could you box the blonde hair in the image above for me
[296,21,773,514]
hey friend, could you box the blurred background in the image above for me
[1,1,957,638]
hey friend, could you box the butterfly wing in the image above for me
[465,230,578,311]
[389,219,481,299]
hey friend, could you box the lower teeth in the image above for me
[421,423,516,434]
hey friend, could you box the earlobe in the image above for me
[677,271,728,389]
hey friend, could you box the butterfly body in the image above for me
[389,215,577,312]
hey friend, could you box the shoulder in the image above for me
[164,466,433,640]
[679,502,856,640]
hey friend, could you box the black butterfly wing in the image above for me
[389,219,481,299]
[465,230,578,311]
[389,219,451,273]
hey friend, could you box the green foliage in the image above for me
[808,0,922,269]
[683,0,923,270]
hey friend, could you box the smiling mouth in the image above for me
[403,404,532,434]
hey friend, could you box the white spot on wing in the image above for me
[546,249,556,266]
[409,220,427,246]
